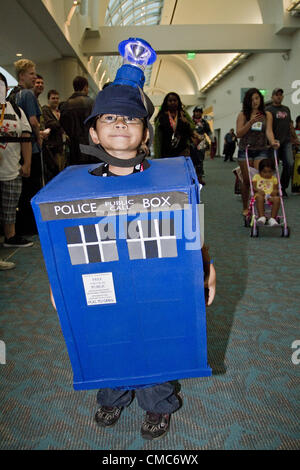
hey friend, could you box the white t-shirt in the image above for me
[0,101,32,181]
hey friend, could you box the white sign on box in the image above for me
[82,272,117,306]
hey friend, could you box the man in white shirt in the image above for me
[0,72,33,248]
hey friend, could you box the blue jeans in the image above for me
[272,142,294,190]
[237,148,269,161]
[97,382,181,414]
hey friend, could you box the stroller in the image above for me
[244,146,290,238]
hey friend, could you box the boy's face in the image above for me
[89,115,149,159]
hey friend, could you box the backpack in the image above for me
[7,85,22,119]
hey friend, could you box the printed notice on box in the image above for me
[82,272,116,306]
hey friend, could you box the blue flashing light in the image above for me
[118,38,157,69]
[113,37,156,89]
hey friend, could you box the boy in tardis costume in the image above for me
[50,38,216,440]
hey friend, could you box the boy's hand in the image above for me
[205,263,216,306]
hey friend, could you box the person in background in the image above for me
[223,128,237,161]
[252,158,280,226]
[210,134,217,160]
[33,74,48,139]
[12,59,43,235]
[191,107,212,184]
[60,76,97,165]
[42,90,66,179]
[266,88,294,197]
[293,116,300,154]
[236,88,279,217]
[0,258,16,270]
[153,92,194,159]
[0,72,33,249]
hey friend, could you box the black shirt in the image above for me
[90,159,150,177]
[266,104,291,144]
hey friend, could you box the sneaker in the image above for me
[94,406,123,428]
[3,235,33,248]
[0,259,16,270]
[267,217,279,226]
[141,412,170,440]
[257,216,266,225]
[282,189,288,198]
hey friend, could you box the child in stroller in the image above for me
[252,158,280,226]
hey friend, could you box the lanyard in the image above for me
[168,111,178,133]
[0,104,5,127]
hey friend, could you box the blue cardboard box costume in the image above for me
[31,38,211,391]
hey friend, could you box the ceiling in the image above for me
[0,0,298,98]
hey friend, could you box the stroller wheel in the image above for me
[281,226,290,238]
[251,226,259,237]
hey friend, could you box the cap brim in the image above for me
[272,89,284,95]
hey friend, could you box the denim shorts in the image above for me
[237,148,269,161]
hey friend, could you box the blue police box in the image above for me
[31,157,211,390]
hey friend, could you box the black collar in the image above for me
[90,159,150,177]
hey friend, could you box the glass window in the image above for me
[126,217,178,260]
[103,0,163,86]
[65,223,119,265]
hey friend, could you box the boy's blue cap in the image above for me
[85,84,149,126]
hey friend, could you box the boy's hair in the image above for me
[259,158,275,172]
[73,76,88,92]
[47,89,59,99]
[14,59,36,80]
[36,74,43,80]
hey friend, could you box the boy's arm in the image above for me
[206,264,216,306]
[202,244,216,306]
[50,286,57,310]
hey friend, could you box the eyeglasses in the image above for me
[98,114,143,125]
